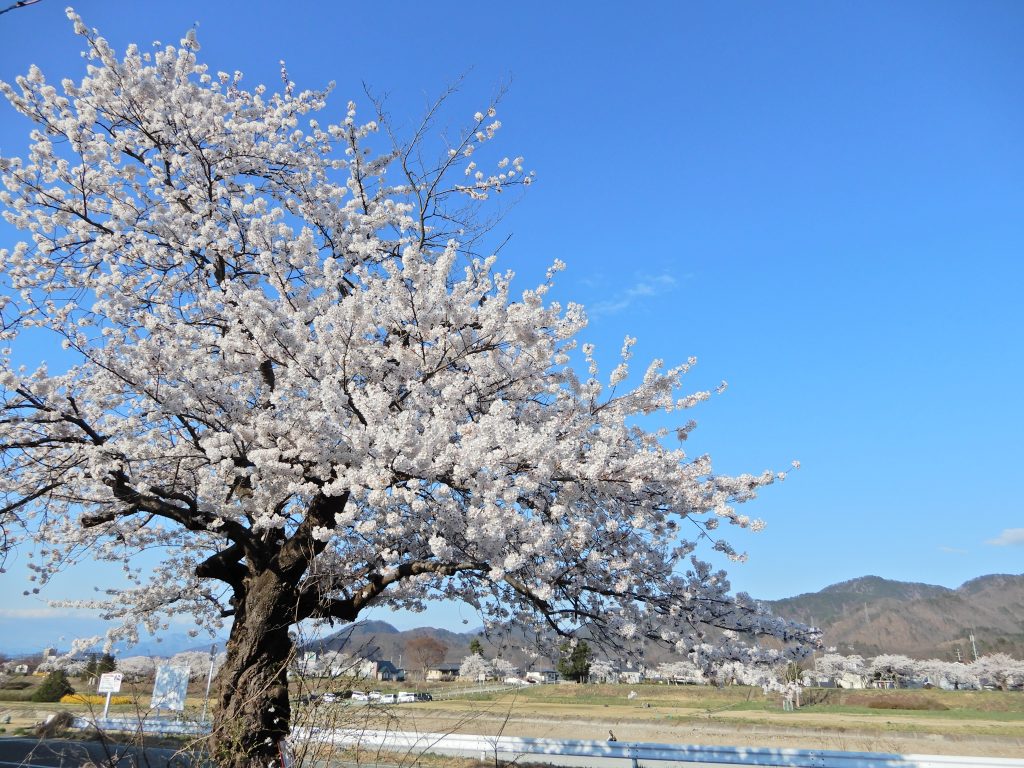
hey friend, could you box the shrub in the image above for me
[34,710,74,738]
[31,670,75,702]
[61,693,133,705]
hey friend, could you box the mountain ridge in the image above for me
[767,573,1024,659]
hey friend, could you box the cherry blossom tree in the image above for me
[970,653,1024,691]
[458,653,491,682]
[117,655,158,680]
[867,654,918,688]
[169,650,223,679]
[707,657,784,688]
[0,11,815,767]
[36,657,87,676]
[656,659,704,685]
[812,652,866,687]
[490,656,518,679]
[586,658,615,683]
[917,658,979,690]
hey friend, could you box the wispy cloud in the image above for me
[589,272,681,316]
[0,606,95,619]
[986,528,1024,547]
[939,545,967,554]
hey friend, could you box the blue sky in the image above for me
[1,0,1022,651]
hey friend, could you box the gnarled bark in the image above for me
[209,570,295,768]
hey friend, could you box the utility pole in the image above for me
[969,632,979,661]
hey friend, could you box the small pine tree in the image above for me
[557,640,592,683]
[84,652,116,678]
[31,670,75,702]
[469,638,484,657]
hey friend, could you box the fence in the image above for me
[427,681,524,700]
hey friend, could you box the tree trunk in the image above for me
[209,570,295,768]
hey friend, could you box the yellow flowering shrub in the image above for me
[60,693,133,705]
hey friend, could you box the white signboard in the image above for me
[150,665,191,711]
[97,672,123,694]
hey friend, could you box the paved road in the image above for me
[0,738,193,767]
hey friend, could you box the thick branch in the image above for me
[84,470,268,569]
[276,491,350,579]
[296,559,485,623]
[195,542,247,593]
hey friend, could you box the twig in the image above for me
[0,0,42,18]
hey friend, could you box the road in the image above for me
[0,738,191,768]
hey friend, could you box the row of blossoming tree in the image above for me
[0,10,816,766]
[641,651,1024,691]
[808,651,1024,691]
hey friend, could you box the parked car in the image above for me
[367,690,382,700]
[321,690,351,703]
[397,692,416,703]
[378,693,397,704]
[414,692,433,701]
[350,691,369,701]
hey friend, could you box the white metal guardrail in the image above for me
[76,717,1024,768]
[74,715,209,736]
[297,727,1024,768]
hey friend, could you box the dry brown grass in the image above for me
[860,694,950,711]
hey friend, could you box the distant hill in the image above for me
[302,621,478,667]
[767,573,1024,659]
[302,621,551,671]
